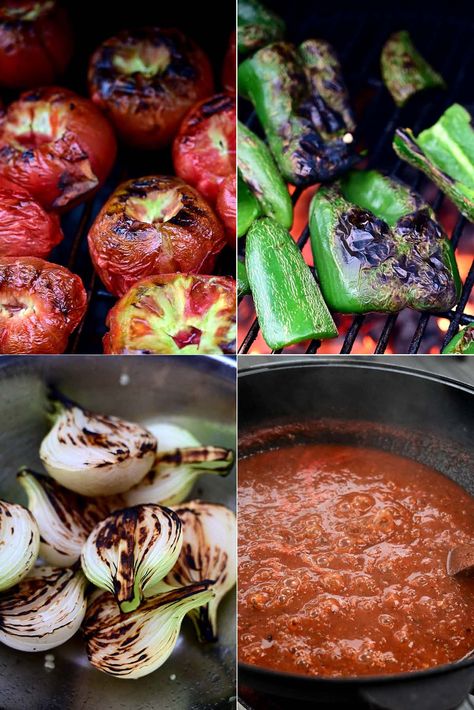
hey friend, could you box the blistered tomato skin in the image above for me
[103,273,236,355]
[0,1,73,89]
[88,175,226,297]
[216,173,236,247]
[88,27,214,150]
[0,257,87,354]
[172,94,236,205]
[222,31,236,95]
[0,177,63,257]
[0,87,117,211]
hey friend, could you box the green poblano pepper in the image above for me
[246,217,338,349]
[238,121,293,230]
[394,104,474,221]
[381,31,445,107]
[238,0,285,56]
[238,173,261,237]
[442,325,474,354]
[239,40,355,186]
[309,170,461,314]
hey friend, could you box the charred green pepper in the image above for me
[238,0,285,56]
[442,325,474,354]
[238,258,251,298]
[246,217,338,349]
[239,40,355,186]
[238,121,293,229]
[394,104,474,221]
[309,170,461,314]
[381,31,445,107]
[238,174,261,237]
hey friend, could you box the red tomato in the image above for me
[172,94,236,205]
[222,31,236,94]
[216,173,236,248]
[0,87,117,211]
[0,257,87,353]
[103,273,236,354]
[88,175,226,297]
[88,27,214,149]
[0,177,63,257]
[0,0,73,89]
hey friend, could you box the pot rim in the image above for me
[238,357,474,397]
[238,356,474,685]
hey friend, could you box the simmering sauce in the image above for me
[239,444,474,677]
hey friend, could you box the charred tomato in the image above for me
[0,87,117,211]
[0,176,63,257]
[88,175,226,297]
[103,273,236,355]
[0,257,87,354]
[222,31,236,94]
[172,93,236,205]
[88,27,214,150]
[0,0,73,89]
[216,173,236,247]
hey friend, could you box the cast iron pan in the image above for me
[238,359,474,710]
[0,355,236,710]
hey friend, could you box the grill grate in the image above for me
[5,1,236,355]
[238,9,474,355]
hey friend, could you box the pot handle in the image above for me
[359,665,474,710]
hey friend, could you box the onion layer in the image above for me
[166,500,236,642]
[0,567,87,652]
[39,394,157,496]
[124,446,234,507]
[17,468,112,567]
[83,582,214,678]
[0,499,39,592]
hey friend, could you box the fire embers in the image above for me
[309,172,461,314]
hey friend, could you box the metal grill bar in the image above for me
[239,13,474,355]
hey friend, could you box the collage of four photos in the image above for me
[0,0,473,709]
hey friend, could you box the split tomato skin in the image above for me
[0,177,63,257]
[88,175,227,297]
[88,27,214,149]
[103,273,236,355]
[0,257,87,354]
[216,173,236,247]
[0,1,73,89]
[222,31,236,94]
[172,93,236,205]
[0,87,117,211]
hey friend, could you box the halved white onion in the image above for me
[0,500,39,592]
[83,582,214,678]
[124,447,234,507]
[81,504,183,613]
[39,396,157,496]
[0,567,87,652]
[17,468,113,567]
[165,500,236,642]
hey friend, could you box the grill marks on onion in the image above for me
[83,582,214,678]
[39,397,157,496]
[81,504,183,613]
[0,500,40,592]
[166,501,236,642]
[17,469,113,566]
[0,567,87,652]
[124,445,234,507]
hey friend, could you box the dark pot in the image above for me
[238,359,474,710]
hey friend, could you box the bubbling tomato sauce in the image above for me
[238,444,474,677]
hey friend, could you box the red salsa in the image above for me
[238,444,474,677]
